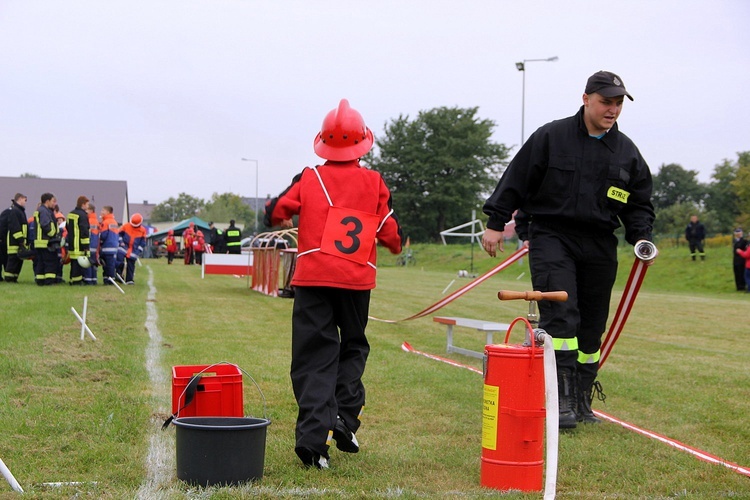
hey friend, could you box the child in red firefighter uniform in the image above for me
[117,213,147,284]
[266,99,403,469]
[165,229,178,264]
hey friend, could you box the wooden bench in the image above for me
[433,316,511,359]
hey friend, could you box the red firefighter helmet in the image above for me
[167,229,174,235]
[313,99,374,161]
[130,213,143,227]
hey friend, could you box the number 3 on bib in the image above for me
[320,206,381,265]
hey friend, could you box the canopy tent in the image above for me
[148,216,211,239]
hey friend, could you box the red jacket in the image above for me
[192,236,206,252]
[165,236,177,253]
[268,160,403,290]
[738,246,750,269]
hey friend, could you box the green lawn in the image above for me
[0,243,748,499]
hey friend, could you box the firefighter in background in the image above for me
[265,99,403,469]
[225,220,242,254]
[54,209,67,284]
[165,229,177,264]
[0,199,11,281]
[117,213,147,284]
[33,193,61,286]
[182,222,196,264]
[208,221,225,253]
[66,196,91,286]
[2,193,29,282]
[99,205,119,284]
[193,230,206,265]
[83,203,100,285]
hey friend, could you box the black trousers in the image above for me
[734,263,746,291]
[3,254,23,281]
[529,224,618,385]
[291,286,370,456]
[69,259,84,284]
[35,248,59,285]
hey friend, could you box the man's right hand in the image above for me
[482,228,505,257]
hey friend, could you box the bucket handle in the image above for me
[503,316,538,375]
[162,361,268,430]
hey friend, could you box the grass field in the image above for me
[0,243,748,499]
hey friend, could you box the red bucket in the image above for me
[172,364,244,418]
[481,338,545,491]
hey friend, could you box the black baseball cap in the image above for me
[585,70,633,101]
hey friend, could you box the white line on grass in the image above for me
[137,266,173,499]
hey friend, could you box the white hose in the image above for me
[541,333,558,500]
[0,457,24,493]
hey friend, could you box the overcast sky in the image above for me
[1,1,748,207]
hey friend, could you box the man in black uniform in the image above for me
[208,221,225,254]
[33,193,62,286]
[482,70,655,429]
[224,220,242,254]
[3,193,29,282]
[685,215,706,261]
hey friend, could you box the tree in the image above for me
[365,106,510,241]
[705,158,740,233]
[731,151,750,229]
[151,193,205,222]
[651,163,705,210]
[202,193,254,234]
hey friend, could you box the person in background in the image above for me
[482,70,655,430]
[193,230,206,265]
[208,221,225,253]
[66,196,91,286]
[182,222,195,264]
[54,209,67,283]
[99,206,119,284]
[117,213,147,284]
[224,220,242,254]
[266,99,403,469]
[33,193,61,286]
[733,228,748,291]
[165,229,177,264]
[3,193,29,283]
[736,242,750,293]
[685,215,706,261]
[83,203,100,285]
[0,199,11,282]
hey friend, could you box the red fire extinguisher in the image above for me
[481,290,567,492]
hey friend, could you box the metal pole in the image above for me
[241,158,259,234]
[521,67,526,144]
[515,56,558,146]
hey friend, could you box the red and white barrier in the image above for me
[201,253,253,278]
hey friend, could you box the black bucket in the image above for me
[174,416,271,486]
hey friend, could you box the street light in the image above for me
[241,158,259,234]
[164,202,175,222]
[515,56,558,145]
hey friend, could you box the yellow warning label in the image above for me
[607,186,630,203]
[482,384,500,450]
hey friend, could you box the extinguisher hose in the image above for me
[541,333,559,499]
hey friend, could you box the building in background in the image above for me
[0,177,129,223]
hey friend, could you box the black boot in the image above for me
[577,378,605,424]
[557,368,578,429]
